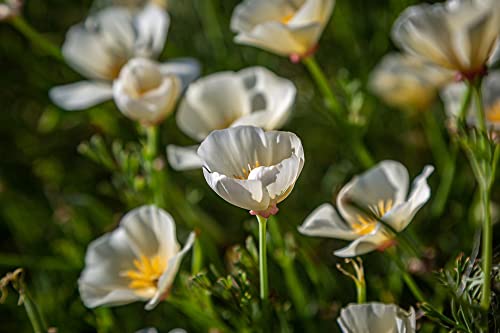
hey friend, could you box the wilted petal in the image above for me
[167,145,203,171]
[50,81,113,110]
[338,303,416,333]
[298,203,358,240]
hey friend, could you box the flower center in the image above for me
[352,199,394,236]
[281,13,295,24]
[234,160,261,180]
[486,100,500,123]
[123,255,166,291]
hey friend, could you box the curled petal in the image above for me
[50,81,113,110]
[298,203,358,240]
[333,225,390,258]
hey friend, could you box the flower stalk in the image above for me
[257,215,269,300]
[144,125,163,207]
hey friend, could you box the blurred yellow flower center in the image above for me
[486,100,500,123]
[234,160,261,180]
[281,13,295,24]
[352,199,393,236]
[124,255,166,291]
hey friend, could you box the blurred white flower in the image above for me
[231,0,335,58]
[441,70,500,129]
[50,4,199,111]
[0,0,23,21]
[135,329,186,333]
[113,58,181,125]
[167,67,296,170]
[370,53,453,110]
[392,0,500,77]
[337,303,416,333]
[197,126,304,218]
[93,0,167,10]
[79,205,195,310]
[299,161,433,257]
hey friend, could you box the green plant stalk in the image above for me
[457,82,473,127]
[479,187,492,310]
[423,110,449,172]
[302,56,341,115]
[10,16,63,61]
[19,281,47,333]
[387,250,426,303]
[356,280,366,304]
[191,238,203,275]
[431,143,458,218]
[257,215,269,300]
[352,137,375,168]
[144,125,163,207]
[194,0,226,60]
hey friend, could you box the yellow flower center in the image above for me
[234,160,261,180]
[352,199,393,236]
[486,100,500,123]
[281,13,295,24]
[123,255,166,291]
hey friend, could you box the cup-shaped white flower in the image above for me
[78,205,195,310]
[168,67,296,170]
[50,4,200,111]
[370,53,453,110]
[392,0,500,77]
[113,58,181,125]
[231,0,335,58]
[337,303,416,333]
[299,161,433,257]
[197,126,304,218]
[442,70,500,129]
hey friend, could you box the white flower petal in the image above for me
[289,0,334,27]
[49,81,113,110]
[333,226,389,257]
[177,72,251,141]
[298,203,358,240]
[160,58,201,90]
[230,0,297,33]
[134,4,170,58]
[338,303,416,333]
[202,169,270,212]
[384,165,434,232]
[146,232,196,310]
[135,328,158,333]
[337,160,410,225]
[167,144,203,171]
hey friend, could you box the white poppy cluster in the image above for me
[47,0,500,331]
[370,0,500,125]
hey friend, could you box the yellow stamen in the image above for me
[486,100,500,123]
[351,199,394,236]
[281,13,295,24]
[234,160,261,180]
[123,255,166,291]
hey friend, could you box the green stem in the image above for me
[387,250,426,303]
[472,83,487,135]
[480,187,492,310]
[19,281,47,333]
[302,56,341,115]
[356,280,366,304]
[191,237,203,275]
[457,82,473,127]
[257,215,269,300]
[144,125,163,206]
[423,110,449,171]
[10,16,63,61]
[431,143,458,218]
[352,137,375,168]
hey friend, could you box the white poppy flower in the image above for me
[78,205,195,310]
[197,126,304,218]
[113,58,181,125]
[299,161,433,257]
[50,4,199,111]
[230,0,335,57]
[392,0,500,76]
[441,70,500,129]
[168,67,296,171]
[370,53,453,110]
[337,303,416,333]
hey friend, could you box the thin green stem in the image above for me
[356,280,366,304]
[352,137,375,168]
[423,110,449,171]
[457,82,473,127]
[144,125,163,206]
[17,280,47,333]
[257,215,269,300]
[480,186,492,310]
[431,143,458,218]
[472,83,487,135]
[10,16,63,61]
[302,56,341,115]
[387,250,426,303]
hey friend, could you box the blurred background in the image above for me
[0,0,497,332]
